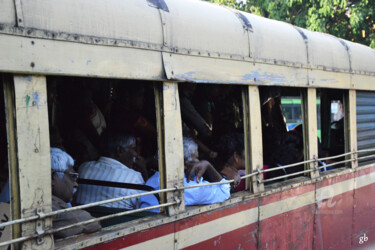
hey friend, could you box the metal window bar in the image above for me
[0,172,257,229]
[0,202,176,248]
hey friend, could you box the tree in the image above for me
[204,0,375,48]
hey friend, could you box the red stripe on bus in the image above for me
[260,183,315,206]
[316,171,354,189]
[355,165,375,178]
[314,189,354,249]
[352,182,375,249]
[182,222,258,250]
[259,204,315,249]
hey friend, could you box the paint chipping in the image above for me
[86,60,92,65]
[25,95,31,112]
[27,77,31,82]
[33,92,39,109]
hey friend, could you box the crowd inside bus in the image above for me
[0,78,346,239]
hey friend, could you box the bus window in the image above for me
[46,77,160,233]
[178,83,245,192]
[356,91,375,166]
[318,89,346,169]
[260,87,307,183]
[0,78,9,203]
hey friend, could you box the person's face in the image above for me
[52,166,78,203]
[232,150,246,170]
[118,142,138,168]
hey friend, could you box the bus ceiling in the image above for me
[0,0,374,88]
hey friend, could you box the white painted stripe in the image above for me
[316,179,354,201]
[355,171,375,189]
[121,233,175,250]
[260,191,315,221]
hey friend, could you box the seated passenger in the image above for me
[75,132,147,209]
[140,137,230,212]
[214,133,245,188]
[50,147,101,239]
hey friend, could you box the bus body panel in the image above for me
[71,165,375,250]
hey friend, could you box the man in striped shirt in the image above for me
[75,132,146,210]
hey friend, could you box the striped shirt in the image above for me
[75,157,144,210]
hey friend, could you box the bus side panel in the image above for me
[175,199,258,249]
[352,166,375,249]
[259,184,315,250]
[182,224,258,250]
[85,222,175,250]
[314,173,355,250]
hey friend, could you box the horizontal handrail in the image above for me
[0,202,176,248]
[1,149,375,247]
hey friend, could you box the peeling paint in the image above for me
[27,77,31,82]
[242,71,287,84]
[86,60,91,65]
[33,92,39,109]
[25,95,30,113]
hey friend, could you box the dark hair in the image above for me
[215,133,244,171]
[100,131,136,158]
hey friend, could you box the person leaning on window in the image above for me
[50,147,101,239]
[139,137,231,212]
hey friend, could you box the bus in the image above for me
[0,0,375,249]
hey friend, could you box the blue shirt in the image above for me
[140,172,231,213]
[0,180,10,203]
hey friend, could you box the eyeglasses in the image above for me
[53,170,79,182]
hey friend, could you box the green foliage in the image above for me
[203,0,375,49]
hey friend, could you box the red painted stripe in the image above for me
[314,190,354,249]
[85,222,175,250]
[316,171,354,189]
[260,204,315,250]
[355,165,375,178]
[176,199,258,232]
[260,183,315,206]
[182,222,258,250]
[352,182,375,249]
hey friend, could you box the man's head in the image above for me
[101,132,137,168]
[216,133,245,170]
[50,147,78,203]
[183,137,199,163]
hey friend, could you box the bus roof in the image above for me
[0,0,374,88]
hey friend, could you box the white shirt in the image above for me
[75,157,144,210]
[139,172,230,213]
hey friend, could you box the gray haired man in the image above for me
[51,147,101,239]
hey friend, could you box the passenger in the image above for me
[214,133,244,188]
[50,147,101,239]
[75,132,148,209]
[110,82,157,157]
[140,137,231,212]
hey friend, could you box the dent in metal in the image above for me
[147,0,169,12]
